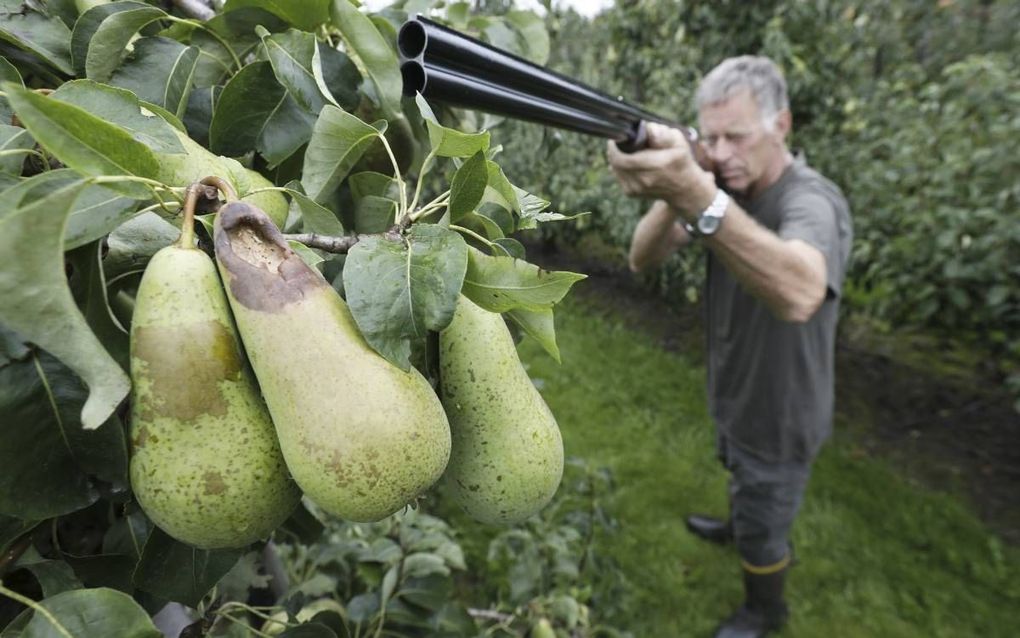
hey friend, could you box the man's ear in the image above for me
[775,108,792,141]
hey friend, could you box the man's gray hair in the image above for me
[696,56,789,129]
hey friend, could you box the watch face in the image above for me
[697,215,721,236]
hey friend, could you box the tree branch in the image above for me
[172,0,214,21]
[284,233,364,254]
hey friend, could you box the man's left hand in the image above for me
[607,123,717,219]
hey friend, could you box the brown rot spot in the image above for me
[203,471,227,495]
[132,426,151,449]
[134,322,241,421]
[213,201,325,312]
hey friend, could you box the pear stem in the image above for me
[200,176,237,202]
[178,183,201,249]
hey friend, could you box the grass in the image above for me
[442,297,1020,637]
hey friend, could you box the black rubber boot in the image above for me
[684,515,734,545]
[713,566,789,638]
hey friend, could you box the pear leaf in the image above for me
[3,83,158,199]
[301,105,383,203]
[461,246,586,313]
[448,151,488,222]
[329,0,402,119]
[133,527,243,607]
[506,307,560,362]
[415,94,490,158]
[0,0,74,74]
[0,181,131,429]
[344,224,469,370]
[18,588,162,638]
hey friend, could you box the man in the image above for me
[607,56,852,637]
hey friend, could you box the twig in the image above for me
[284,233,363,254]
[467,608,515,623]
[172,0,214,20]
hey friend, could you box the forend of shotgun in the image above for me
[397,14,707,161]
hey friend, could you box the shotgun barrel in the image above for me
[397,15,701,154]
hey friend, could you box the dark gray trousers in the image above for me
[717,434,813,568]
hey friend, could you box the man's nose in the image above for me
[708,138,733,163]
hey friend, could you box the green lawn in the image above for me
[447,297,1020,637]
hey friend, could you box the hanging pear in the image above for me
[439,296,564,525]
[213,202,451,522]
[129,187,301,549]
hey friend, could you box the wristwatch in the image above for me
[684,189,730,238]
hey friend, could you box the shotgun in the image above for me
[397,14,707,161]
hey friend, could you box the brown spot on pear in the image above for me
[214,202,450,522]
[129,242,300,549]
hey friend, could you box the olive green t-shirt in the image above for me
[705,157,853,463]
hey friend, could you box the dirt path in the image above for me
[527,241,1020,544]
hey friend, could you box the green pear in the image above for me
[213,202,451,522]
[154,130,289,229]
[129,231,301,549]
[439,296,564,525]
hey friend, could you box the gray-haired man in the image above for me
[607,56,852,637]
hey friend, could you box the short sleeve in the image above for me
[777,188,847,298]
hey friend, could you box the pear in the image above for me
[213,202,451,522]
[154,130,289,229]
[129,225,301,549]
[439,296,564,525]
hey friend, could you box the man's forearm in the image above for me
[701,202,826,323]
[629,200,690,272]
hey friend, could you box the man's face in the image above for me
[698,89,788,196]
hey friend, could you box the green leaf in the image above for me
[329,0,403,119]
[349,171,399,233]
[398,574,451,611]
[284,180,344,235]
[300,105,382,203]
[0,181,131,429]
[484,160,520,213]
[289,239,325,268]
[491,237,526,259]
[313,38,361,111]
[84,4,168,82]
[354,196,398,234]
[67,241,130,371]
[18,588,162,638]
[0,351,128,518]
[461,247,586,313]
[70,2,148,76]
[0,0,74,74]
[414,94,490,158]
[14,548,84,598]
[344,224,468,369]
[133,527,244,607]
[259,27,329,113]
[401,553,450,579]
[109,37,200,120]
[209,60,316,167]
[102,211,179,283]
[3,83,158,198]
[448,150,487,222]
[1,515,40,555]
[0,124,33,174]
[183,85,221,147]
[0,55,23,123]
[507,306,559,362]
[52,80,186,155]
[223,0,330,32]
[65,187,144,251]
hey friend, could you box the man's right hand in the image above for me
[607,122,717,219]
